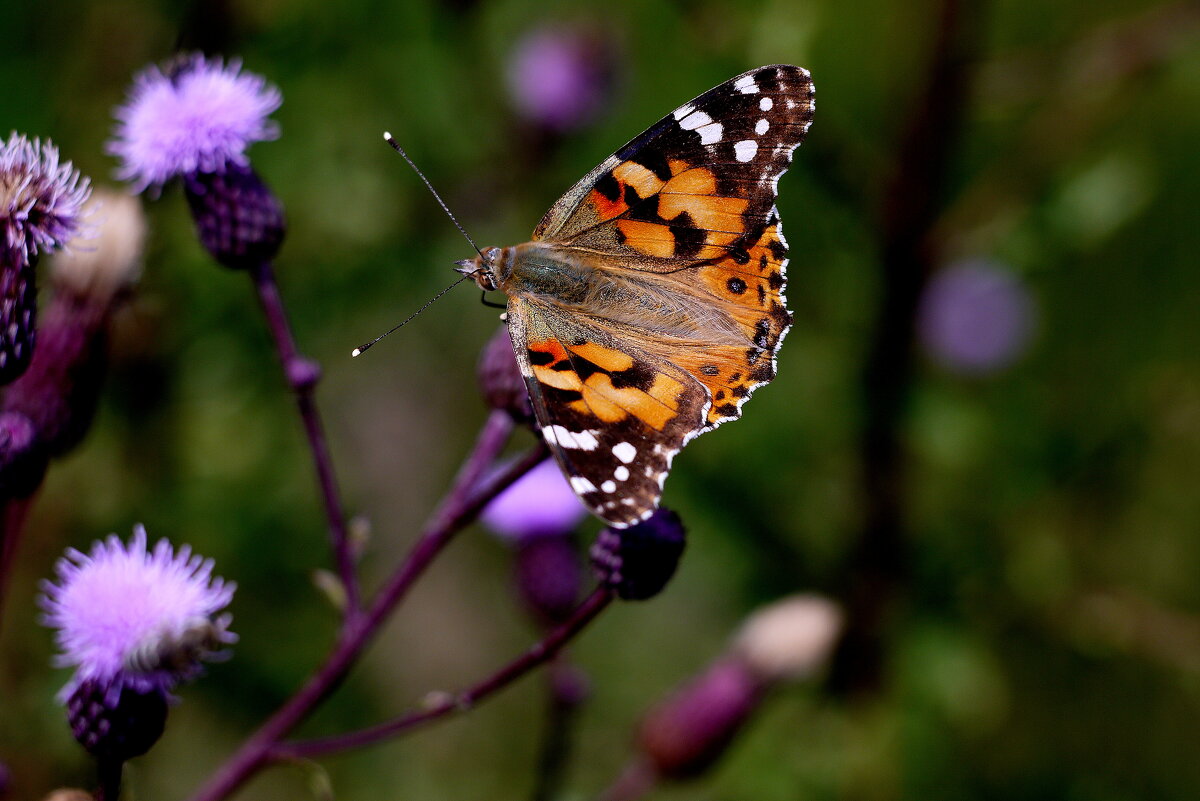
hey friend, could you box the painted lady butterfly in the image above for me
[461,65,815,527]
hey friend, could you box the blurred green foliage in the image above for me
[3,0,1200,799]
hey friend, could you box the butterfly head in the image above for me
[454,246,504,292]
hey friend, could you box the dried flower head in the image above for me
[51,188,145,304]
[0,133,91,263]
[40,525,236,702]
[731,594,843,682]
[108,54,281,191]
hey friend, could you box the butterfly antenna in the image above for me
[351,273,474,357]
[383,132,485,259]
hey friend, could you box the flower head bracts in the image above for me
[0,133,91,263]
[108,54,281,191]
[40,524,236,702]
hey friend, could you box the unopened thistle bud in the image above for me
[477,325,533,422]
[590,508,686,600]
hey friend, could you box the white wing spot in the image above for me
[696,121,723,145]
[673,103,695,121]
[755,118,770,135]
[734,74,759,94]
[734,139,758,162]
[760,97,773,111]
[601,480,617,493]
[678,109,712,130]
[614,465,630,481]
[570,476,598,494]
[612,442,637,463]
[543,425,599,451]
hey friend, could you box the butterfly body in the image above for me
[465,65,814,527]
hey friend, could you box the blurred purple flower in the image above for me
[918,260,1035,374]
[506,26,612,131]
[0,133,91,263]
[40,524,236,703]
[482,458,587,543]
[108,53,281,191]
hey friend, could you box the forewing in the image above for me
[508,298,709,528]
[532,63,813,269]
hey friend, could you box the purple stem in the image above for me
[248,260,360,616]
[270,587,613,760]
[187,411,546,801]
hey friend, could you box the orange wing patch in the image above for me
[527,337,689,432]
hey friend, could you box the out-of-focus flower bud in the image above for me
[637,657,763,779]
[731,594,844,682]
[477,325,533,422]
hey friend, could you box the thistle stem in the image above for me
[270,588,612,760]
[247,260,360,616]
[187,412,546,801]
[96,757,123,801]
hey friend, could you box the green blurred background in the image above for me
[4,0,1200,798]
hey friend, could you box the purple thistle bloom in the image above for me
[918,259,1036,374]
[108,54,281,191]
[0,133,91,263]
[506,26,613,131]
[40,524,236,702]
[482,458,588,543]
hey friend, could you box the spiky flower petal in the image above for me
[108,54,281,190]
[0,133,91,263]
[40,525,236,701]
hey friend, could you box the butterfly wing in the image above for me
[508,297,709,527]
[507,65,814,525]
[535,64,812,431]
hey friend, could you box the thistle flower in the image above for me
[0,133,91,263]
[483,459,587,622]
[506,26,614,132]
[108,54,285,269]
[40,525,236,703]
[0,134,92,385]
[107,54,280,191]
[482,458,588,543]
[918,259,1035,374]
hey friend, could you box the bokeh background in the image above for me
[4,0,1200,799]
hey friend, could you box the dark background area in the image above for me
[3,0,1199,799]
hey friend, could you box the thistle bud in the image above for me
[477,325,532,422]
[590,508,686,600]
[183,163,286,270]
[636,658,763,779]
[67,678,168,761]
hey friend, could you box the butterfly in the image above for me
[460,65,815,527]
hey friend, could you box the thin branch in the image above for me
[187,412,546,801]
[271,588,613,760]
[248,260,360,616]
[831,0,984,695]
